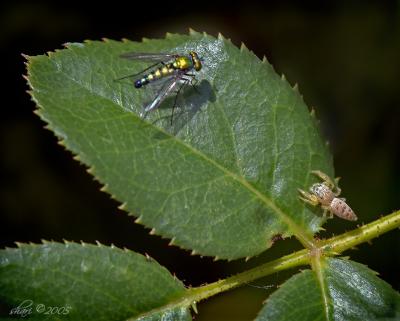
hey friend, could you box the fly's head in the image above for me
[189,51,202,71]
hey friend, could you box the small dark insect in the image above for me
[117,51,202,121]
[298,170,357,221]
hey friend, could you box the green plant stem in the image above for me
[127,210,400,320]
[321,210,400,254]
[189,248,309,302]
[310,254,331,319]
[190,209,400,303]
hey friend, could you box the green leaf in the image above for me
[26,31,333,259]
[0,242,191,321]
[256,258,400,321]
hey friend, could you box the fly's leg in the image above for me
[139,109,149,119]
[170,78,190,125]
[184,73,200,94]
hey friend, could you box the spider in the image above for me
[298,170,357,221]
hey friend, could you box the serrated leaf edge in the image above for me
[3,240,195,320]
[25,32,319,260]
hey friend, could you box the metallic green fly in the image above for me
[118,51,202,120]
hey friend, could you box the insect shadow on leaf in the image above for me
[151,79,216,135]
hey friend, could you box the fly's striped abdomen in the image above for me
[330,198,357,221]
[118,51,202,118]
[134,63,176,88]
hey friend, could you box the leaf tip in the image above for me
[42,123,52,132]
[99,183,108,192]
[149,228,157,235]
[118,202,128,211]
[191,301,198,314]
[134,215,143,224]
[15,241,24,248]
[21,53,31,62]
[240,42,249,52]
[46,50,56,59]
[217,32,226,41]
[57,139,66,147]
[188,28,199,36]
[168,237,176,246]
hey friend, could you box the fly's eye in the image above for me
[194,60,202,71]
[189,51,202,71]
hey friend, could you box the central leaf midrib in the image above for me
[52,55,313,247]
[312,256,332,321]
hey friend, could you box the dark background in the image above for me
[1,1,399,320]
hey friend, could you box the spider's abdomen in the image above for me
[330,198,358,221]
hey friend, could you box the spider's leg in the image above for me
[298,189,320,206]
[321,205,333,219]
[311,170,336,190]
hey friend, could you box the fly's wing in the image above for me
[117,53,179,81]
[116,62,161,81]
[119,52,178,62]
[142,73,183,115]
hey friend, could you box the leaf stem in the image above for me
[127,210,400,320]
[310,254,332,321]
[189,209,400,303]
[321,209,400,254]
[188,248,309,302]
